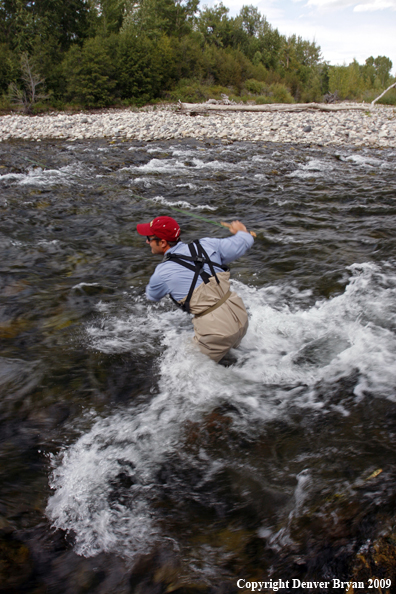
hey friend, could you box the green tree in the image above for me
[0,0,91,52]
[329,60,363,99]
[0,42,19,94]
[197,3,232,48]
[328,64,349,97]
[122,0,198,39]
[239,5,262,37]
[172,32,204,81]
[63,35,117,106]
[363,55,393,88]
[280,36,296,71]
[320,62,330,95]
[362,56,376,87]
[30,35,65,100]
[230,6,280,62]
[0,0,34,51]
[374,55,392,87]
[93,0,127,35]
[258,26,282,70]
[117,31,174,101]
[293,36,321,67]
[201,45,252,91]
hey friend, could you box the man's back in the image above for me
[146,232,254,302]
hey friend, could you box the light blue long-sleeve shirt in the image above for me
[145,231,254,302]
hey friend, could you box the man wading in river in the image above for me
[136,216,254,363]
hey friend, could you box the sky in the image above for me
[202,0,396,73]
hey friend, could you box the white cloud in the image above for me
[271,15,395,65]
[304,0,354,7]
[354,0,395,10]
[304,0,396,9]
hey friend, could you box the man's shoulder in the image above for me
[197,237,221,248]
[152,260,170,277]
[166,239,219,253]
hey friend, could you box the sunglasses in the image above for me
[146,236,160,242]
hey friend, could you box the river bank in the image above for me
[0,103,395,147]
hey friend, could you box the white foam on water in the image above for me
[287,158,334,179]
[47,262,396,560]
[72,282,100,291]
[171,148,205,158]
[263,469,311,549]
[0,164,89,187]
[131,177,152,188]
[37,239,60,247]
[46,410,162,557]
[343,154,383,167]
[175,183,198,190]
[86,296,186,356]
[233,263,396,407]
[0,172,25,183]
[123,157,238,176]
[149,195,217,211]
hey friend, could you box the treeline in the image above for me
[328,57,395,104]
[0,0,394,111]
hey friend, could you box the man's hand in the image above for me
[221,220,248,234]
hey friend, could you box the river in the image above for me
[1,138,396,592]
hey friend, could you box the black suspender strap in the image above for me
[194,240,220,285]
[183,242,204,313]
[163,240,228,313]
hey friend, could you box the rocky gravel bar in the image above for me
[0,104,395,147]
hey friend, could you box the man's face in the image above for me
[146,236,167,255]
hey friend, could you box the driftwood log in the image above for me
[179,84,396,113]
[178,101,370,114]
[371,82,396,105]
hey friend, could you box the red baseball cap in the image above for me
[136,216,181,242]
